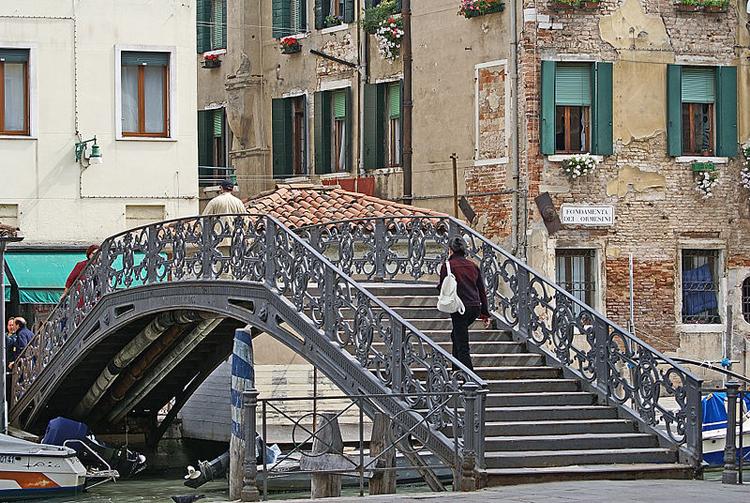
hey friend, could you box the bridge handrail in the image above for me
[297,215,703,468]
[11,213,485,470]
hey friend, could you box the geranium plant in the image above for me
[363,0,398,34]
[561,154,597,180]
[280,36,301,54]
[375,16,404,62]
[741,144,750,191]
[695,171,718,199]
[458,0,505,18]
[201,53,222,68]
[325,14,344,27]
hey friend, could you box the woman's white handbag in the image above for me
[437,261,465,314]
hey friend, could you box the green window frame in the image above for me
[315,88,351,174]
[667,64,737,157]
[315,0,355,30]
[273,0,307,38]
[363,80,402,169]
[198,0,227,53]
[198,108,228,186]
[540,60,613,156]
[272,96,308,178]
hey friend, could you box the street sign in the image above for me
[560,204,614,226]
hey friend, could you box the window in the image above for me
[198,0,227,52]
[667,65,737,157]
[272,0,307,37]
[198,108,229,186]
[555,249,597,313]
[540,61,612,156]
[742,277,750,324]
[681,249,721,324]
[314,0,354,29]
[363,80,402,169]
[314,88,351,174]
[0,49,29,136]
[272,96,308,177]
[121,52,170,137]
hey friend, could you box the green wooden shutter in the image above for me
[122,52,169,66]
[198,110,214,166]
[197,0,212,53]
[315,0,325,29]
[213,109,224,138]
[344,0,355,23]
[272,99,293,177]
[682,67,715,103]
[388,82,401,118]
[540,61,556,155]
[273,0,291,38]
[666,64,682,157]
[593,62,613,156]
[716,66,738,157]
[363,83,386,169]
[0,49,29,62]
[396,0,403,10]
[344,88,352,170]
[217,0,227,49]
[314,92,332,173]
[333,90,347,119]
[555,64,592,106]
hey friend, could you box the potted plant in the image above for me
[375,16,404,62]
[551,0,579,11]
[740,144,750,191]
[579,0,600,10]
[702,0,728,13]
[691,161,716,173]
[324,14,344,27]
[201,53,221,68]
[363,0,398,34]
[458,0,505,18]
[695,171,718,199]
[561,154,597,180]
[280,36,301,54]
[675,0,701,12]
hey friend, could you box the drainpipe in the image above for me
[401,0,413,205]
[509,0,521,256]
[358,0,368,178]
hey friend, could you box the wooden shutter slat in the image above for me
[716,66,737,157]
[314,91,332,173]
[667,64,682,157]
[272,99,293,177]
[197,0,212,53]
[540,61,556,155]
[593,62,613,156]
[682,67,715,104]
[555,64,592,106]
[344,0,355,23]
[315,0,325,29]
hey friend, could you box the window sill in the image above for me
[368,167,403,176]
[319,171,354,179]
[548,154,604,162]
[287,32,309,40]
[675,156,728,164]
[320,24,350,35]
[201,48,227,57]
[0,135,36,140]
[676,323,725,333]
[116,136,177,142]
[474,157,509,167]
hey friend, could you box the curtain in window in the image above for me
[682,263,718,316]
[3,63,25,131]
[337,121,346,171]
[121,66,139,133]
[144,66,165,133]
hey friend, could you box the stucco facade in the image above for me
[0,0,199,247]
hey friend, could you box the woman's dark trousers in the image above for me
[450,305,480,371]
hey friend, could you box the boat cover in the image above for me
[41,417,89,446]
[702,392,750,431]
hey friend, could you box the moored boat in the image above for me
[702,392,750,467]
[0,433,86,501]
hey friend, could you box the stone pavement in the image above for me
[278,479,749,503]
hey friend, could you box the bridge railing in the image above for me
[298,216,704,468]
[11,214,485,474]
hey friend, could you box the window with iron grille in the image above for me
[742,277,750,324]
[555,249,596,313]
[681,249,721,324]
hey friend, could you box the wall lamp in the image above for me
[75,136,103,166]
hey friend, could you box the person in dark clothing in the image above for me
[8,317,34,369]
[65,244,100,295]
[437,237,490,371]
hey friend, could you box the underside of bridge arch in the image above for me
[10,281,326,435]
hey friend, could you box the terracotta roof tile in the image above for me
[245,183,444,229]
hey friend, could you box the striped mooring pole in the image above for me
[229,327,255,500]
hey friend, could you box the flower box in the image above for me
[459,1,505,18]
[280,37,302,54]
[201,56,222,68]
[691,161,716,173]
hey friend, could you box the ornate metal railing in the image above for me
[11,214,485,474]
[299,216,704,468]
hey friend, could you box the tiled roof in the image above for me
[245,183,445,229]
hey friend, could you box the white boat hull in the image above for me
[702,419,750,467]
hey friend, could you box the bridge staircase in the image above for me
[8,213,704,490]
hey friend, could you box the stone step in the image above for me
[484,433,658,452]
[417,330,514,343]
[482,405,618,422]
[484,391,596,407]
[482,418,638,437]
[341,307,451,320]
[376,295,440,308]
[485,379,580,393]
[363,284,437,297]
[370,340,526,354]
[484,463,693,486]
[484,447,677,469]
[448,366,564,380]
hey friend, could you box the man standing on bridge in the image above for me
[202,179,245,216]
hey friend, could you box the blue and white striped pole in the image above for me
[229,327,254,500]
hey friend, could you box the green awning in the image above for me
[3,251,156,304]
[4,252,84,304]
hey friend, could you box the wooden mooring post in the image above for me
[300,412,344,498]
[230,328,256,500]
[369,413,396,495]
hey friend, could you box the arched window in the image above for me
[743,277,750,323]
